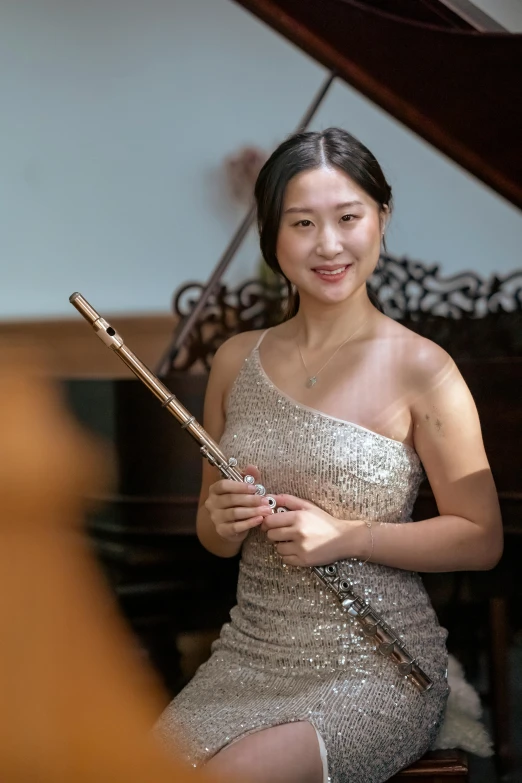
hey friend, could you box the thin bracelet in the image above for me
[362,520,374,564]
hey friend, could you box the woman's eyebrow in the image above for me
[284,200,364,214]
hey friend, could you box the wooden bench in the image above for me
[389,750,468,782]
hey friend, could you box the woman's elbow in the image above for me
[476,530,504,571]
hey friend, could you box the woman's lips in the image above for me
[312,264,351,283]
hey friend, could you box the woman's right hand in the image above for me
[204,464,274,542]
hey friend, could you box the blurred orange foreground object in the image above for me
[0,341,224,783]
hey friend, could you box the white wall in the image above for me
[1,0,521,319]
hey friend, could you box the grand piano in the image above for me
[65,0,522,770]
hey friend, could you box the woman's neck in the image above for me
[289,290,376,351]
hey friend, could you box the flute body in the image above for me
[69,292,433,693]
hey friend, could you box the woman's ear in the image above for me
[380,203,390,237]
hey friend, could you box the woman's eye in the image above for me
[341,214,355,222]
[295,219,313,227]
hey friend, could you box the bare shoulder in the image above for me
[381,319,481,451]
[376,316,474,434]
[381,317,457,394]
[213,329,265,375]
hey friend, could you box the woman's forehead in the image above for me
[283,167,371,210]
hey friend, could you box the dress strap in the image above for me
[252,328,270,352]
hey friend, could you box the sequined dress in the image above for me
[156,333,449,782]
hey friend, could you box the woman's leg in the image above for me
[204,721,325,783]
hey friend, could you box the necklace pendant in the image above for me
[306,376,317,388]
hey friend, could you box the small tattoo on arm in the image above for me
[435,418,443,432]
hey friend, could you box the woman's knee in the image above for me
[204,721,324,783]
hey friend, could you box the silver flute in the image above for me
[69,292,433,693]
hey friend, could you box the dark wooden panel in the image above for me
[233,0,522,208]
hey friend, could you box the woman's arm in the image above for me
[195,331,264,558]
[356,348,503,572]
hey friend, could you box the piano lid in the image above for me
[232,0,522,209]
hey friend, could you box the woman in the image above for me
[156,128,502,783]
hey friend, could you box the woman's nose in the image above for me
[316,228,343,259]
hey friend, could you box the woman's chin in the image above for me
[301,282,359,307]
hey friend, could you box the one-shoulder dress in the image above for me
[155,331,449,783]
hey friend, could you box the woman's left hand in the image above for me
[261,494,363,567]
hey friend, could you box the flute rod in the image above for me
[69,292,244,483]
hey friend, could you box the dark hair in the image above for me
[254,127,392,317]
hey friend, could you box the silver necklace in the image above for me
[296,318,368,388]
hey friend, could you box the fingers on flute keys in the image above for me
[206,477,272,539]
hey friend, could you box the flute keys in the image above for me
[228,457,238,467]
[378,642,396,656]
[398,660,414,676]
[243,474,255,485]
[200,446,216,466]
[341,598,358,616]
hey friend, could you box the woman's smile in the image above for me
[312,263,353,283]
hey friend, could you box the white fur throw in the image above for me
[431,654,494,757]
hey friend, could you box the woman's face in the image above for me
[276,166,385,307]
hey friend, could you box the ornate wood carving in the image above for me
[369,257,522,359]
[171,277,286,370]
[370,256,522,320]
[170,257,522,371]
